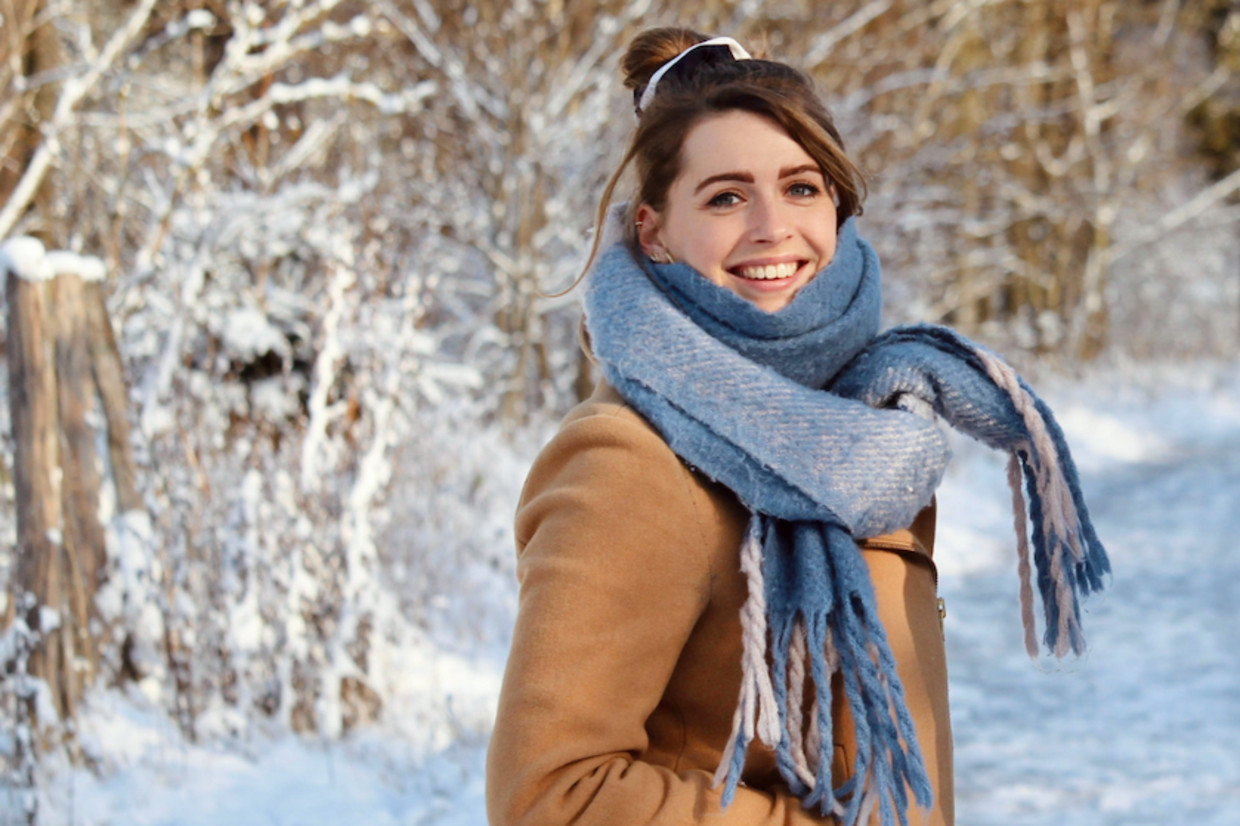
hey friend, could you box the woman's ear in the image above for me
[635,204,667,260]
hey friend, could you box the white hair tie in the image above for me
[636,36,752,116]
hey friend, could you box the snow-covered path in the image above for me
[16,367,1240,826]
[940,378,1240,825]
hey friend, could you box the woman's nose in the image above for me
[747,197,792,244]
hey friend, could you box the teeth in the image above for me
[736,262,798,280]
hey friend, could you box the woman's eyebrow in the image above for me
[780,164,822,178]
[693,171,753,194]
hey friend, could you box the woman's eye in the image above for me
[788,182,822,198]
[706,191,742,208]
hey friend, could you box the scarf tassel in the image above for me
[973,347,1111,658]
[715,517,933,826]
[714,517,782,803]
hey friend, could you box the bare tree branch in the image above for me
[1112,164,1240,263]
[0,0,159,238]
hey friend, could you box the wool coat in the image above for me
[486,382,954,825]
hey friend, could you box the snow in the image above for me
[94,511,166,694]
[219,306,292,362]
[9,362,1240,825]
[184,9,216,29]
[0,237,52,282]
[43,695,488,826]
[42,251,107,282]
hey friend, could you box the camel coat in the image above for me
[487,383,953,825]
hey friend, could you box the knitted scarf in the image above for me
[583,216,1110,826]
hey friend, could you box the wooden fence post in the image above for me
[3,238,73,721]
[2,239,135,728]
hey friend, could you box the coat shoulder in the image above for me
[515,382,746,577]
[521,382,680,502]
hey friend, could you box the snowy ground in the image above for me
[11,361,1240,826]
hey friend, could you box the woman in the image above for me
[486,27,1108,826]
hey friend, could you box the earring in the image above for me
[651,250,674,264]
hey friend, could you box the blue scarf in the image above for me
[583,217,1110,826]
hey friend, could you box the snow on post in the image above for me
[44,250,107,283]
[0,236,53,283]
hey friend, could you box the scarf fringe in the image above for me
[716,517,931,826]
[973,346,1110,657]
[714,518,781,796]
[1006,453,1040,658]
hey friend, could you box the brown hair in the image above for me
[568,27,867,290]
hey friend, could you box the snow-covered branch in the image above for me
[301,261,355,493]
[219,75,436,133]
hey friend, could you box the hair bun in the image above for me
[621,27,710,93]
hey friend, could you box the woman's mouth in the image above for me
[729,260,805,282]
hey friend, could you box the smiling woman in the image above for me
[487,28,951,826]
[486,25,1109,826]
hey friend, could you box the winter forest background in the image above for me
[1,1,1239,824]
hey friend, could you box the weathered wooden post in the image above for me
[2,238,134,729]
[3,238,72,722]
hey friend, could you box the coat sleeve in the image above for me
[486,409,833,826]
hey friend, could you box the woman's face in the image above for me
[637,110,838,314]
